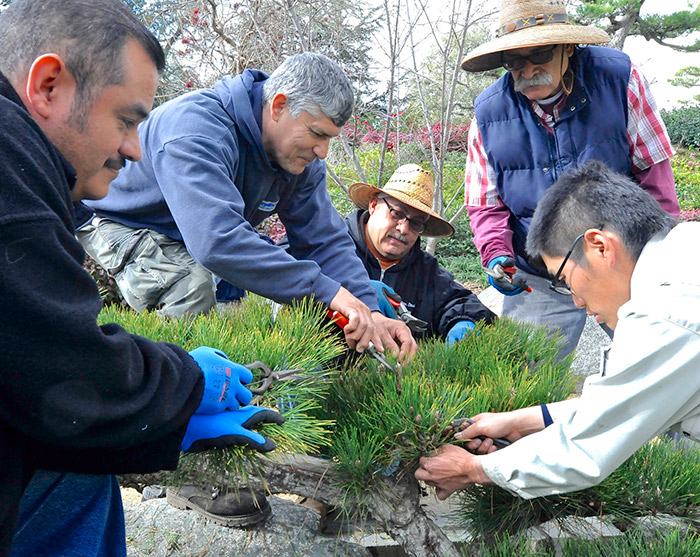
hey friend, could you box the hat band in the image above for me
[496,12,569,38]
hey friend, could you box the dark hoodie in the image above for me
[0,72,203,553]
[346,210,496,339]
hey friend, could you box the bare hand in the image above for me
[414,444,490,500]
[329,287,375,352]
[454,409,542,452]
[370,312,417,363]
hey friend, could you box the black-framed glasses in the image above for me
[382,198,428,234]
[501,45,558,71]
[549,233,585,296]
[549,225,604,295]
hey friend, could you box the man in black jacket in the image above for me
[347,165,496,343]
[0,1,282,554]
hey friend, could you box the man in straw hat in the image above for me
[347,165,496,344]
[461,0,679,359]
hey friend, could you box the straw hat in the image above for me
[461,0,610,72]
[348,164,455,238]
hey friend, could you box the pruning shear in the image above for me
[246,361,306,405]
[484,264,532,293]
[451,417,512,449]
[326,309,396,372]
[381,287,428,333]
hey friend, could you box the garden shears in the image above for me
[326,309,396,372]
[380,286,428,333]
[246,361,306,405]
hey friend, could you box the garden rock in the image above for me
[124,494,370,556]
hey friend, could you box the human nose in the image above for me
[571,291,586,309]
[312,137,330,160]
[120,127,142,162]
[519,61,538,79]
[395,217,411,235]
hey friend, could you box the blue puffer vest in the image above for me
[475,46,631,275]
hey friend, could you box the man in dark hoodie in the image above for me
[78,52,415,359]
[346,165,496,344]
[0,0,283,554]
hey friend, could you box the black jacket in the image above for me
[0,73,204,553]
[346,210,496,340]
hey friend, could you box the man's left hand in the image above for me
[371,312,417,363]
[414,444,491,500]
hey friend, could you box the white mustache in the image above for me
[513,72,553,92]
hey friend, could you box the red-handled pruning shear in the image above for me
[485,264,532,293]
[327,309,396,372]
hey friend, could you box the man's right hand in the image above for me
[329,286,376,352]
[486,256,529,296]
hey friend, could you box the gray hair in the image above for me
[262,52,354,127]
[526,161,675,266]
[0,0,164,127]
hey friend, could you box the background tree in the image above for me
[575,0,700,51]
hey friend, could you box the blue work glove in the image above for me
[486,256,529,296]
[181,406,286,453]
[370,279,398,319]
[446,320,476,346]
[188,346,253,414]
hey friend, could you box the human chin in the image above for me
[73,167,118,201]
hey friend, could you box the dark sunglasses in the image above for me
[549,225,604,296]
[382,198,427,234]
[501,45,558,71]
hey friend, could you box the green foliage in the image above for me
[435,214,487,289]
[99,296,345,484]
[663,106,700,148]
[325,319,575,512]
[470,526,700,556]
[672,148,700,212]
[457,438,700,541]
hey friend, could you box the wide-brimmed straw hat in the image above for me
[348,164,455,238]
[461,0,610,72]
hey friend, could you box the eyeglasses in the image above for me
[501,45,558,71]
[549,232,585,296]
[382,198,427,234]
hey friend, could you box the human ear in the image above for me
[564,44,575,58]
[24,54,73,120]
[585,228,614,266]
[269,92,288,122]
[368,196,379,214]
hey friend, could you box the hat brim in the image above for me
[348,182,455,238]
[461,25,610,72]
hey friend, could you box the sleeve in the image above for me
[279,162,378,311]
[0,121,203,473]
[467,205,515,267]
[464,117,515,267]
[633,159,680,218]
[464,116,501,208]
[480,312,700,499]
[626,63,675,173]
[151,136,348,307]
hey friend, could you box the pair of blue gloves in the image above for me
[182,347,285,453]
[369,280,475,347]
[487,255,529,296]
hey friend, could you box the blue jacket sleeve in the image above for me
[279,162,378,311]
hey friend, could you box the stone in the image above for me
[124,494,371,556]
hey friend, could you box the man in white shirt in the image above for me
[416,161,700,499]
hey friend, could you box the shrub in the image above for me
[672,148,700,212]
[662,106,700,149]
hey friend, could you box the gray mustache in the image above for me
[513,72,554,92]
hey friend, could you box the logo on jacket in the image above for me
[258,200,278,212]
